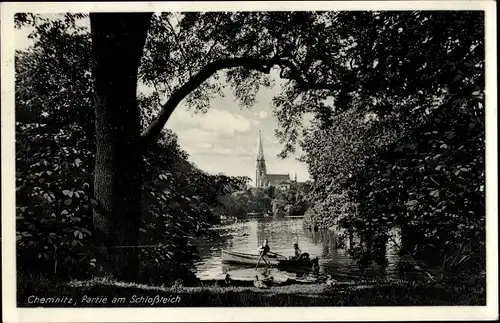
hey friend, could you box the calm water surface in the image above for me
[194,217,422,282]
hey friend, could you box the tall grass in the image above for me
[17,271,485,307]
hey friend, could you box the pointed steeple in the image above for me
[256,130,267,187]
[257,130,265,160]
[295,173,297,182]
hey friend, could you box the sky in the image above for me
[165,85,311,185]
[15,18,312,186]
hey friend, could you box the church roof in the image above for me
[267,174,290,181]
[256,130,265,160]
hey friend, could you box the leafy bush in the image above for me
[299,12,485,279]
[15,15,97,279]
[354,98,485,270]
[16,122,95,278]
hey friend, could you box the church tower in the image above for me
[256,130,267,187]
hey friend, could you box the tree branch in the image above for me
[206,40,219,60]
[140,57,338,144]
[152,81,168,106]
[205,16,221,60]
[166,18,192,78]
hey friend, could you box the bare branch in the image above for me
[140,57,339,144]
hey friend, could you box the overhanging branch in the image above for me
[140,56,338,144]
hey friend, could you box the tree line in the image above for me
[219,182,311,218]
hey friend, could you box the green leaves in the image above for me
[299,12,484,270]
[429,190,440,198]
[16,15,93,129]
[405,200,418,207]
[16,116,94,278]
[73,230,84,239]
[139,131,244,271]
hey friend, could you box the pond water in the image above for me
[194,217,426,282]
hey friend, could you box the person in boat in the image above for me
[291,243,310,260]
[258,239,271,256]
[292,243,302,259]
[257,239,271,265]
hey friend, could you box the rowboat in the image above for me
[221,249,319,269]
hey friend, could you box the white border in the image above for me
[1,1,498,322]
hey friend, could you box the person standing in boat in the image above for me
[257,238,271,266]
[258,239,271,256]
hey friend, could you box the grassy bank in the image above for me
[18,275,485,307]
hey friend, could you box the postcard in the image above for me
[1,1,498,322]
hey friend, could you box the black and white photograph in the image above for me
[1,1,498,322]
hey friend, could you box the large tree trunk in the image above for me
[90,13,151,281]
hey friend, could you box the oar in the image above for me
[255,250,264,270]
[268,251,288,259]
[262,254,271,267]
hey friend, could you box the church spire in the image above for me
[257,130,265,160]
[256,130,267,187]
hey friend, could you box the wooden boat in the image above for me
[247,212,265,217]
[221,249,319,269]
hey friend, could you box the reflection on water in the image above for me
[194,217,424,282]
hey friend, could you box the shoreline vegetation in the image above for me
[18,274,485,307]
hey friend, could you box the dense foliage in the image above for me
[15,18,96,279]
[218,182,311,218]
[271,182,311,217]
[219,188,272,218]
[139,128,246,285]
[15,14,245,283]
[354,99,485,274]
[301,12,485,279]
[16,122,95,278]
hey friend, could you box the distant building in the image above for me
[255,130,296,190]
